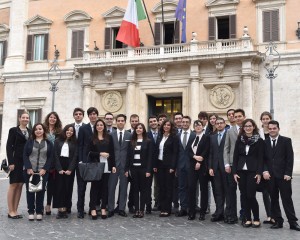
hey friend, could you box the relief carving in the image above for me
[102,91,123,113]
[210,85,234,109]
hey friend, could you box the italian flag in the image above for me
[116,0,146,47]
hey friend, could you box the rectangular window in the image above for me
[27,34,48,61]
[71,30,84,58]
[209,15,236,40]
[154,22,179,45]
[112,27,124,49]
[0,41,7,66]
[263,10,279,42]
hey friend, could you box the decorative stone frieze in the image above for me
[209,84,234,109]
[102,91,123,113]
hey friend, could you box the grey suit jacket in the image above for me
[177,131,196,169]
[223,126,238,166]
[111,130,131,169]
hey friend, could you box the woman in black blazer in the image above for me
[125,123,152,218]
[53,124,77,219]
[153,119,179,217]
[6,111,31,219]
[88,119,116,220]
[188,120,210,220]
[232,119,264,228]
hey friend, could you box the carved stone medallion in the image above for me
[102,91,123,113]
[210,85,234,109]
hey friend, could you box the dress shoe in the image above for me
[118,210,128,217]
[114,206,119,214]
[17,214,23,219]
[91,215,98,220]
[290,223,300,231]
[36,214,43,221]
[199,214,205,221]
[252,221,261,228]
[243,221,252,228]
[227,217,238,224]
[133,212,140,218]
[263,219,275,224]
[176,209,187,217]
[188,214,195,220]
[138,212,144,218]
[270,222,283,229]
[77,212,84,219]
[101,214,107,220]
[107,211,114,218]
[28,214,34,221]
[146,209,152,214]
[211,215,224,222]
[8,214,19,219]
[56,211,65,219]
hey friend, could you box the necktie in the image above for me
[272,139,276,148]
[218,133,222,146]
[75,124,80,138]
[183,131,187,149]
[153,132,157,143]
[193,136,200,148]
[119,132,123,146]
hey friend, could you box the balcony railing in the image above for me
[82,38,254,63]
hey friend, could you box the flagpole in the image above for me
[142,0,155,42]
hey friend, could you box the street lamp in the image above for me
[48,45,61,111]
[263,42,280,119]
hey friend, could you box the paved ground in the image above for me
[1,172,300,240]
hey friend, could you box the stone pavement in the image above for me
[0,172,299,240]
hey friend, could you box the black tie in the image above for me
[193,136,200,148]
[119,132,123,146]
[272,139,276,148]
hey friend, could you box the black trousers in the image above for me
[188,166,209,215]
[268,177,298,224]
[131,167,148,212]
[211,168,227,217]
[157,163,174,213]
[238,170,259,221]
[89,173,109,210]
[76,167,90,213]
[46,170,55,206]
[224,172,237,219]
[53,157,74,209]
[145,173,153,209]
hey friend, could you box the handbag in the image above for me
[1,159,10,173]
[28,174,43,193]
[78,152,105,182]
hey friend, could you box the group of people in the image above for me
[5,107,300,231]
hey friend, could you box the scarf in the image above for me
[241,134,260,146]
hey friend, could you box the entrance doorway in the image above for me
[148,96,182,119]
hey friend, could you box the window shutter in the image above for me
[43,34,49,60]
[37,108,42,123]
[78,30,84,58]
[2,40,7,65]
[154,23,161,45]
[208,17,216,40]
[104,28,111,49]
[26,35,33,61]
[263,11,271,42]
[174,21,180,43]
[71,31,78,58]
[271,10,279,41]
[229,15,236,39]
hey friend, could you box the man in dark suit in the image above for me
[176,116,196,217]
[68,107,85,214]
[263,120,300,231]
[104,112,116,133]
[77,107,98,218]
[108,114,131,217]
[146,115,160,213]
[209,117,227,222]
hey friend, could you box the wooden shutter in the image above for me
[104,28,111,49]
[154,23,161,45]
[1,40,7,65]
[43,34,49,60]
[271,10,279,41]
[229,15,236,39]
[26,35,33,61]
[71,31,78,58]
[208,17,216,40]
[37,108,42,123]
[78,30,84,58]
[263,11,271,42]
[174,21,180,43]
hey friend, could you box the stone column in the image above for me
[82,71,93,121]
[126,67,136,126]
[189,64,200,120]
[4,0,28,72]
[241,59,254,117]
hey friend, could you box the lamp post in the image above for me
[263,42,280,119]
[48,45,61,112]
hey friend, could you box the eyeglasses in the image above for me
[105,118,113,120]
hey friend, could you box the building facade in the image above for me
[0,0,300,171]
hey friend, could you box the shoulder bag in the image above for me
[78,152,105,182]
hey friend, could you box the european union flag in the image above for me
[175,0,187,43]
